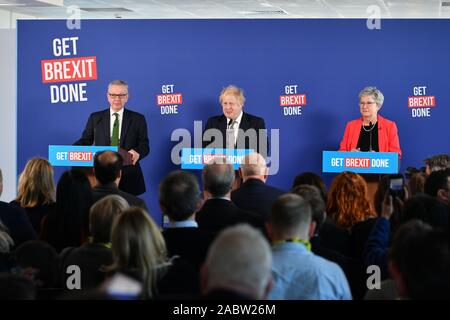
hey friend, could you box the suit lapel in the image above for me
[219,115,228,147]
[101,110,110,146]
[120,109,132,147]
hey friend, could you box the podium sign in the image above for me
[181,148,254,170]
[48,145,118,167]
[322,151,399,174]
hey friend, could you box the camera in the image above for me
[389,174,405,199]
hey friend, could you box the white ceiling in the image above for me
[0,0,449,20]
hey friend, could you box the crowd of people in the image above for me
[0,152,449,300]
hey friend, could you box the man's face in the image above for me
[221,94,243,120]
[107,84,128,112]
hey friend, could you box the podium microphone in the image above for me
[369,121,373,152]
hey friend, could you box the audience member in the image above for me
[0,273,36,300]
[40,169,93,252]
[0,168,36,247]
[92,151,148,210]
[424,168,450,207]
[60,195,129,290]
[201,224,272,300]
[105,207,199,299]
[10,158,56,234]
[424,153,450,175]
[267,194,351,300]
[231,153,285,221]
[389,220,450,299]
[292,171,328,203]
[196,159,265,235]
[159,170,214,271]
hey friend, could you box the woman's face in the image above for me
[359,94,380,119]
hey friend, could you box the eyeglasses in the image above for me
[359,102,376,106]
[108,93,128,99]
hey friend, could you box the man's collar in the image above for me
[110,107,124,117]
[227,111,243,125]
[167,220,198,228]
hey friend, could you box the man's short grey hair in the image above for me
[202,160,235,197]
[359,86,384,107]
[425,154,450,172]
[205,224,272,299]
[0,221,13,253]
[241,153,267,177]
[108,80,128,91]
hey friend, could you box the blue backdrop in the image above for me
[17,19,450,225]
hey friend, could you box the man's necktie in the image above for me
[226,119,237,149]
[111,113,120,146]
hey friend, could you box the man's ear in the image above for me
[388,261,407,299]
[238,168,243,180]
[263,167,269,182]
[200,264,208,295]
[437,189,449,204]
[308,221,317,239]
[262,276,273,300]
[266,222,273,241]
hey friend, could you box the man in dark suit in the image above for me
[74,80,149,195]
[231,152,285,221]
[203,85,267,155]
[0,168,36,247]
[159,170,214,271]
[196,159,266,236]
[91,150,147,210]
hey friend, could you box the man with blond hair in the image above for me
[231,152,284,221]
[203,85,267,155]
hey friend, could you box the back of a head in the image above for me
[291,185,325,228]
[424,168,450,197]
[390,220,450,299]
[401,194,448,228]
[327,171,374,228]
[204,224,272,299]
[90,194,129,244]
[110,207,167,298]
[0,274,36,300]
[408,172,426,196]
[0,168,3,196]
[425,154,450,173]
[269,193,312,238]
[292,172,327,204]
[16,157,55,207]
[94,151,123,185]
[202,160,235,197]
[0,221,14,253]
[14,240,59,288]
[241,153,267,179]
[55,169,93,248]
[159,170,201,221]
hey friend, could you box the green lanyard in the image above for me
[272,238,312,251]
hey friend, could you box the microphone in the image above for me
[369,121,373,152]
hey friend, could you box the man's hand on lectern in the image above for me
[128,149,140,165]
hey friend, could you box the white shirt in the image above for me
[110,107,124,139]
[227,111,243,145]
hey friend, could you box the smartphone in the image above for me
[106,273,142,300]
[389,174,405,199]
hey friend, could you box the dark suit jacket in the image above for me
[0,201,36,247]
[162,227,215,271]
[231,178,285,221]
[74,108,149,195]
[92,183,148,211]
[203,112,267,154]
[196,198,266,237]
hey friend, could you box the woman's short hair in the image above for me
[219,85,245,106]
[359,86,384,107]
[89,195,129,244]
[16,158,55,207]
[327,171,375,228]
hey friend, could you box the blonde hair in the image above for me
[16,158,55,208]
[219,85,245,106]
[108,207,169,299]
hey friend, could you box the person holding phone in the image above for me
[339,87,402,159]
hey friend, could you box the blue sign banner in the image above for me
[322,151,399,174]
[181,148,254,170]
[48,145,118,167]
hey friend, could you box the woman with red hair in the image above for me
[327,171,375,229]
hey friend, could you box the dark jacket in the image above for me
[0,201,36,247]
[92,183,148,210]
[74,108,149,195]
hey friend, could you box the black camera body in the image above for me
[389,174,405,199]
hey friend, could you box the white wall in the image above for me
[0,9,35,201]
